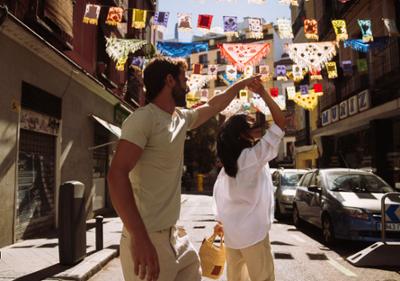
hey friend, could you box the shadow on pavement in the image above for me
[13,263,71,281]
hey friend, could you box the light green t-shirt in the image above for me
[120,103,198,232]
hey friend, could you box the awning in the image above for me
[91,114,121,138]
[312,97,400,138]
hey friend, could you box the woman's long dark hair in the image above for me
[217,114,253,178]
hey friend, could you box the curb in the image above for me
[53,248,119,281]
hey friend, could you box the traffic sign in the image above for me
[385,204,400,223]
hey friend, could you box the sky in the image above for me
[157,0,291,41]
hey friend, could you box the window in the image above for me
[217,51,226,64]
[199,54,208,67]
[299,173,313,187]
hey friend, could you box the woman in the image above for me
[213,79,285,281]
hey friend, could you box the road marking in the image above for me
[291,234,306,243]
[327,257,357,277]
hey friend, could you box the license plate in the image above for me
[377,223,400,232]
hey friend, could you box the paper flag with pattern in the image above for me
[244,65,254,78]
[341,60,353,76]
[218,43,270,71]
[288,41,337,71]
[106,7,124,26]
[178,13,192,31]
[292,64,304,82]
[188,74,211,92]
[198,14,213,31]
[192,64,203,75]
[304,19,319,40]
[277,18,294,39]
[226,65,237,81]
[357,59,368,73]
[223,16,238,35]
[105,37,147,71]
[154,12,169,28]
[258,65,271,81]
[325,61,338,79]
[248,18,263,39]
[208,65,218,79]
[309,69,322,80]
[275,65,288,81]
[132,9,147,29]
[358,19,373,43]
[286,86,296,100]
[83,4,101,25]
[332,20,348,41]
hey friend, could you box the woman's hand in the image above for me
[214,222,224,237]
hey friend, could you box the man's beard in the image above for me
[172,83,188,107]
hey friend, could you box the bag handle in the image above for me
[207,233,224,248]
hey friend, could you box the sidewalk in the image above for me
[0,216,123,281]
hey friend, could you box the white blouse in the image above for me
[213,124,285,249]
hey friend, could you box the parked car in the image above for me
[272,168,308,218]
[292,168,398,244]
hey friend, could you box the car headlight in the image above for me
[344,207,370,221]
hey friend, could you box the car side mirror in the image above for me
[308,185,321,193]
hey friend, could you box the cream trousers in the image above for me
[120,226,201,281]
[226,234,275,281]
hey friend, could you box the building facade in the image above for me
[0,0,154,247]
[291,0,400,187]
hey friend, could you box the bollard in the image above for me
[95,215,104,251]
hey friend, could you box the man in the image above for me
[107,56,260,281]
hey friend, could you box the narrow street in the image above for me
[89,194,400,281]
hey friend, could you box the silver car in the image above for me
[272,169,308,219]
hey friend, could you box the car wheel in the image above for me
[275,200,283,220]
[292,205,302,228]
[322,215,335,245]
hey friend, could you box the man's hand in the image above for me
[234,74,262,89]
[130,235,160,281]
[214,222,224,237]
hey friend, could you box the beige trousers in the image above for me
[226,235,275,281]
[120,226,201,281]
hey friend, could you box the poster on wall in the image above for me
[339,100,348,119]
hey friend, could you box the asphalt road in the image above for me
[89,194,400,281]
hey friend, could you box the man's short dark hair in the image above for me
[143,56,187,102]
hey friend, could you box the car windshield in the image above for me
[281,172,306,188]
[326,172,394,193]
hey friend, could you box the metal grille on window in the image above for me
[16,129,56,239]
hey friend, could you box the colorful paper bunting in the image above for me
[313,83,323,93]
[332,20,348,41]
[192,64,203,75]
[220,72,242,86]
[130,56,145,68]
[309,69,323,80]
[288,41,337,71]
[198,14,213,31]
[292,64,304,82]
[177,13,192,31]
[132,9,147,29]
[292,90,319,110]
[244,65,254,78]
[218,43,270,71]
[270,87,279,97]
[248,18,263,39]
[304,19,319,40]
[188,74,210,92]
[154,11,169,28]
[343,37,389,53]
[82,4,101,25]
[275,65,288,81]
[208,65,218,79]
[226,65,237,81]
[239,89,249,101]
[357,58,368,73]
[258,65,271,81]
[156,42,208,57]
[200,89,209,102]
[277,18,294,39]
[106,7,124,26]
[223,16,238,36]
[286,86,296,100]
[300,85,309,95]
[358,19,373,43]
[105,37,147,71]
[341,60,353,76]
[325,61,338,79]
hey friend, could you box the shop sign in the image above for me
[358,89,370,112]
[331,105,339,122]
[321,109,331,126]
[20,109,59,136]
[348,95,358,116]
[339,100,348,120]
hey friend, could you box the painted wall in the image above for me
[0,31,118,246]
